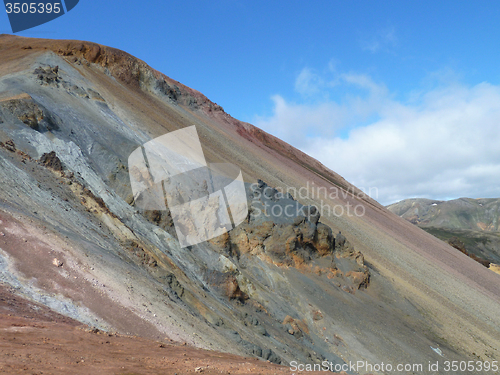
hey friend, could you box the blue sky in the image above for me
[2,1,500,204]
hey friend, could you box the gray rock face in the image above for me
[0,94,44,130]
[225,180,341,266]
[34,65,60,86]
[206,180,370,297]
[249,179,319,226]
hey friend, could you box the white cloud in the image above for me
[254,95,347,145]
[294,67,324,96]
[255,71,500,205]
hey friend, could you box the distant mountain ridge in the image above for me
[387,197,500,265]
[387,197,500,232]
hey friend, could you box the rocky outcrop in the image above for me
[0,94,44,130]
[0,93,62,132]
[1,139,16,152]
[228,196,337,269]
[26,41,221,112]
[34,65,60,86]
[34,65,107,103]
[334,231,370,289]
[447,236,491,268]
[39,151,63,172]
[206,271,248,302]
[208,180,370,290]
[283,315,309,340]
[227,331,281,364]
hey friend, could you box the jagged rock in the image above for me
[163,273,185,299]
[156,79,181,102]
[239,181,336,265]
[141,209,175,237]
[333,230,371,289]
[283,315,309,339]
[241,181,337,267]
[3,140,16,152]
[206,271,248,302]
[346,270,370,289]
[40,151,63,172]
[335,231,346,249]
[0,94,61,132]
[315,223,334,255]
[335,232,357,258]
[215,181,371,291]
[34,65,60,86]
[262,224,298,264]
[0,94,44,130]
[303,205,320,224]
[229,220,273,256]
[34,65,105,103]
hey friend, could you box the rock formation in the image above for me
[209,180,370,291]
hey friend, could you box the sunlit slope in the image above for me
[0,35,499,372]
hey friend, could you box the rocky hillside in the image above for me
[1,35,499,374]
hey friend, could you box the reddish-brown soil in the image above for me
[0,285,333,375]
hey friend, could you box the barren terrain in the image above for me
[1,284,329,375]
[0,35,499,374]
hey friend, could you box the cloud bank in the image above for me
[255,69,500,205]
